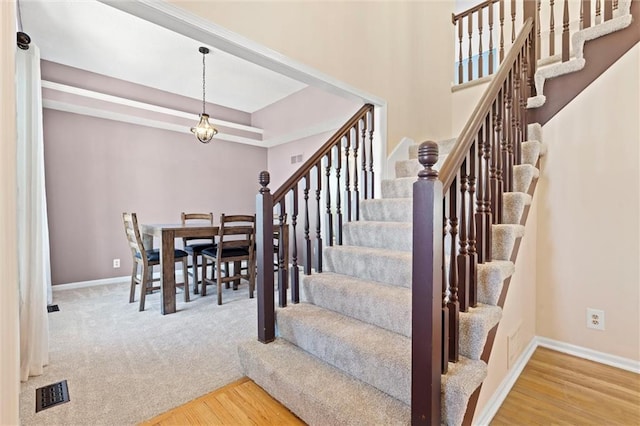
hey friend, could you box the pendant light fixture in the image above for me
[191,46,218,143]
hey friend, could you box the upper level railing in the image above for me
[254,104,375,343]
[412,15,536,424]
[453,0,621,85]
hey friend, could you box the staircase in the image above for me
[238,1,637,424]
[239,131,543,425]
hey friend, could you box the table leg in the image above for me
[160,229,177,314]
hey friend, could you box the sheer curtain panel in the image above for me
[16,43,51,381]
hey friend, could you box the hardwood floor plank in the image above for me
[491,347,640,425]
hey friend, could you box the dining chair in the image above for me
[122,212,190,311]
[180,212,215,295]
[200,214,256,305]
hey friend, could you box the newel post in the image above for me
[256,171,275,343]
[412,142,443,425]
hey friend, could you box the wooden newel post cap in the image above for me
[259,171,270,193]
[418,141,439,179]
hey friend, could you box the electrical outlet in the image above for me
[587,308,605,330]
[113,258,120,268]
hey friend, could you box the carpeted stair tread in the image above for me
[238,338,410,426]
[491,224,525,261]
[302,272,411,337]
[477,260,515,306]
[277,303,411,404]
[361,198,412,222]
[324,245,411,287]
[409,137,458,159]
[459,304,503,360]
[382,177,415,199]
[513,164,539,194]
[521,140,542,166]
[343,221,412,252]
[502,192,532,225]
[441,356,488,426]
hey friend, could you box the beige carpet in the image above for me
[19,279,258,425]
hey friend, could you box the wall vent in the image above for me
[35,380,70,412]
[47,305,60,313]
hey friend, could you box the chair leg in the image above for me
[129,262,137,303]
[201,256,209,297]
[217,258,223,305]
[192,253,199,295]
[233,261,241,290]
[249,258,255,299]
[139,264,150,311]
[224,262,230,289]
[182,257,190,303]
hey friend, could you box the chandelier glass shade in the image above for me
[191,46,218,144]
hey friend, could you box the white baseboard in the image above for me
[472,337,538,426]
[536,336,640,374]
[473,335,640,425]
[53,271,185,292]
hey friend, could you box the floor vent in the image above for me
[35,380,70,412]
[47,305,60,313]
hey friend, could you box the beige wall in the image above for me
[536,44,640,361]
[0,1,20,423]
[44,109,267,285]
[173,0,456,152]
[475,193,539,417]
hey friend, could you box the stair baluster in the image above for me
[583,0,591,29]
[489,2,495,75]
[325,152,333,247]
[550,0,556,56]
[335,142,343,245]
[511,0,516,43]
[303,173,312,275]
[290,184,300,303]
[447,181,460,362]
[442,197,450,373]
[367,113,375,199]
[353,126,360,221]
[468,141,479,308]
[478,9,484,78]
[315,163,323,273]
[563,0,570,61]
[458,157,470,311]
[500,0,506,61]
[596,0,601,24]
[360,118,368,201]
[278,200,288,307]
[468,13,474,82]
[344,133,352,222]
[457,15,464,84]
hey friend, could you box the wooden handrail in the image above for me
[440,18,533,190]
[272,104,374,203]
[452,0,499,22]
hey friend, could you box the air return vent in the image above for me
[35,380,69,412]
[47,305,60,313]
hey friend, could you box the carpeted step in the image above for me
[238,338,410,426]
[409,137,458,159]
[360,198,412,222]
[513,164,539,194]
[302,272,411,337]
[276,303,487,420]
[277,303,411,404]
[343,221,412,252]
[521,140,542,166]
[382,177,415,199]
[239,337,486,426]
[491,224,525,261]
[502,192,532,225]
[477,260,515,306]
[395,155,448,178]
[324,245,411,287]
[459,304,503,360]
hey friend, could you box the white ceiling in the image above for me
[19,0,307,113]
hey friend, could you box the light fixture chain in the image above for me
[202,51,206,114]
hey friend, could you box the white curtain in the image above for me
[16,43,51,381]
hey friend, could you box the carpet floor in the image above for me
[20,279,258,425]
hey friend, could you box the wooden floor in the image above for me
[492,347,640,425]
[141,348,639,425]
[140,377,305,426]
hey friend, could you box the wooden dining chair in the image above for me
[122,212,190,311]
[180,212,215,295]
[200,214,256,305]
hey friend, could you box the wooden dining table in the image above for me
[140,223,218,315]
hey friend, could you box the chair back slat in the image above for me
[122,212,147,264]
[181,212,214,246]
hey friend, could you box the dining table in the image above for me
[140,222,218,315]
